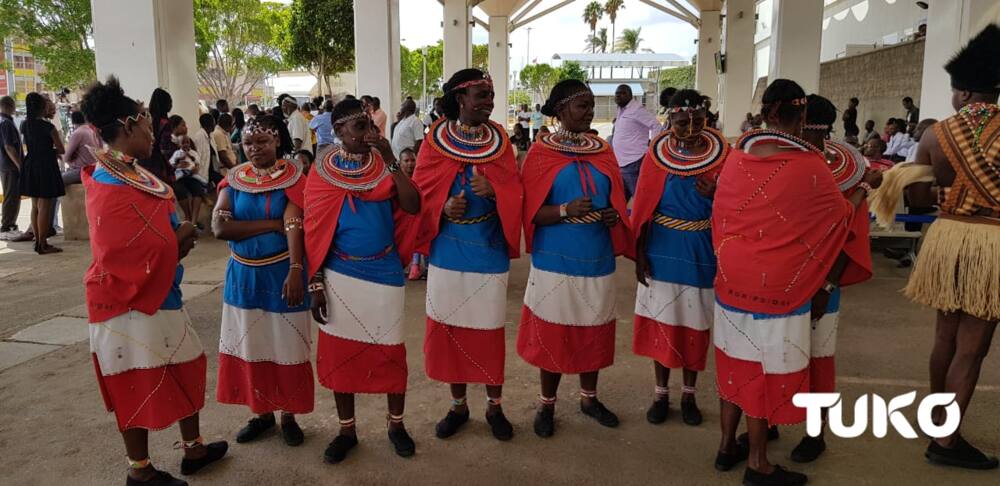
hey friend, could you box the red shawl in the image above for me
[521,142,634,258]
[410,122,523,257]
[82,165,179,322]
[303,154,415,278]
[839,197,873,287]
[712,149,859,314]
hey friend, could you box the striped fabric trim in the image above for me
[562,210,603,224]
[652,212,711,231]
[331,244,394,262]
[444,211,497,225]
[936,113,1000,216]
[231,251,290,267]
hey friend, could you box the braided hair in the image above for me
[760,78,807,127]
[441,68,489,120]
[540,79,590,118]
[804,94,837,132]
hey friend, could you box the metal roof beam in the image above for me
[636,0,699,28]
[510,0,542,26]
[510,0,575,31]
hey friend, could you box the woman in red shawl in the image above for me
[411,69,523,441]
[711,79,880,486]
[80,77,227,486]
[304,99,421,464]
[518,79,634,438]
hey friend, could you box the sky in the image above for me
[273,0,699,77]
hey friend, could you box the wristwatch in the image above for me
[820,280,838,294]
[385,158,401,174]
[559,203,569,218]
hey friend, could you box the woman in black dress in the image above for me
[19,92,65,254]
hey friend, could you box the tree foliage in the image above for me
[586,27,608,54]
[604,0,625,52]
[0,0,95,90]
[616,27,643,53]
[520,62,588,102]
[582,1,603,33]
[194,0,289,103]
[285,0,353,97]
[649,65,696,90]
[401,42,488,102]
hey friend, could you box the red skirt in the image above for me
[633,315,710,371]
[516,305,616,374]
[316,332,408,394]
[93,353,207,432]
[424,317,505,385]
[216,354,315,414]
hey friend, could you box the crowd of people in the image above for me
[2,18,989,486]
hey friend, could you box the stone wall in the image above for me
[819,39,925,134]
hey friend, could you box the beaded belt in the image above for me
[562,210,604,224]
[445,211,497,225]
[652,213,711,231]
[332,244,394,262]
[231,250,290,267]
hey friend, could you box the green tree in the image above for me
[586,27,608,54]
[582,1,603,36]
[194,0,289,103]
[520,63,560,102]
[604,0,625,53]
[648,65,695,91]
[616,27,643,53]
[0,0,95,90]
[285,0,353,98]
[472,44,488,72]
[558,61,588,83]
[509,88,531,109]
[400,42,443,101]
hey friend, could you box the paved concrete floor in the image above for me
[1,233,999,485]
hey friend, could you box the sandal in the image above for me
[323,434,358,464]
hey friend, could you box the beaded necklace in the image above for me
[228,159,302,194]
[316,145,388,191]
[447,120,491,147]
[92,147,174,199]
[428,118,507,164]
[538,129,608,154]
[737,128,823,155]
[958,102,1000,154]
[651,127,729,176]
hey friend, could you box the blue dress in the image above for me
[645,174,715,287]
[428,165,509,274]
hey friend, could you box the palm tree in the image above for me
[616,27,643,77]
[586,27,608,54]
[583,1,603,34]
[604,0,625,52]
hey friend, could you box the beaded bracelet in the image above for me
[215,209,233,221]
[289,263,304,271]
[308,282,325,293]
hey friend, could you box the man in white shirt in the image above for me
[884,118,913,161]
[611,84,661,200]
[902,118,938,162]
[530,104,543,140]
[391,98,424,158]
[191,113,218,185]
[516,104,530,131]
[283,97,311,155]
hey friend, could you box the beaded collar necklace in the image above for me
[736,128,823,155]
[447,120,491,146]
[92,147,174,199]
[316,145,388,191]
[958,102,1000,154]
[537,129,608,155]
[227,159,302,194]
[651,127,729,176]
[428,118,507,164]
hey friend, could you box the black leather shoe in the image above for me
[742,465,808,486]
[681,399,703,426]
[738,426,780,448]
[281,419,305,447]
[486,410,514,441]
[388,426,416,457]
[180,441,228,475]
[323,435,358,464]
[790,436,826,463]
[580,399,620,428]
[926,437,1000,470]
[534,407,555,438]
[715,443,749,472]
[434,409,470,439]
[125,470,188,486]
[236,416,275,443]
[646,399,669,424]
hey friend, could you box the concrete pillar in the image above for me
[767,0,823,94]
[719,0,755,138]
[918,0,1000,120]
[353,0,402,119]
[695,10,721,105]
[91,0,199,127]
[488,16,509,126]
[443,0,472,77]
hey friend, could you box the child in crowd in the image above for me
[401,147,427,281]
[294,149,315,174]
[171,135,208,185]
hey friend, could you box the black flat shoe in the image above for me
[742,465,807,486]
[236,416,275,443]
[580,399,619,428]
[646,399,669,424]
[180,441,228,475]
[281,419,305,447]
[790,436,826,463]
[738,426,780,448]
[125,470,188,486]
[681,399,703,426]
[323,435,358,464]
[486,410,514,441]
[715,443,749,471]
[388,426,416,457]
[926,437,1000,470]
[534,407,555,438]
[435,409,470,439]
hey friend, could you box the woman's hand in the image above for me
[566,196,592,217]
[469,166,495,198]
[862,168,883,190]
[175,221,197,259]
[600,207,620,227]
[810,289,832,322]
[444,190,467,219]
[310,278,328,325]
[283,268,305,307]
[636,253,651,286]
[695,174,718,198]
[364,126,395,164]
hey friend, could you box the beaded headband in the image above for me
[803,123,831,131]
[668,104,706,114]
[242,120,279,138]
[119,111,149,125]
[448,74,493,92]
[333,111,369,126]
[554,89,591,110]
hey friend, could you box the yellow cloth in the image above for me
[867,162,934,227]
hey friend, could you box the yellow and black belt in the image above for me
[652,212,711,231]
[445,211,498,225]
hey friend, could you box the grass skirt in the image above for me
[904,216,1000,320]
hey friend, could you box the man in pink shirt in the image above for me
[611,84,661,200]
[62,111,102,185]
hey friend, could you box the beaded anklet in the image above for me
[579,389,598,399]
[655,385,670,398]
[173,436,204,450]
[681,385,697,395]
[338,417,356,428]
[127,457,151,470]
